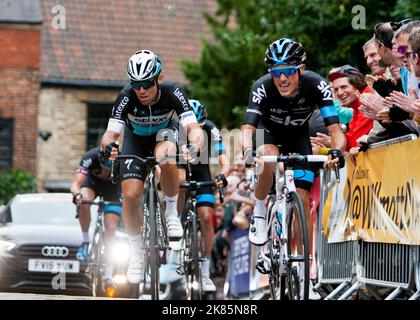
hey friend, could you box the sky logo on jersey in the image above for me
[317,81,333,101]
[252,84,267,104]
[269,115,309,126]
[211,127,221,142]
[82,158,92,169]
[174,88,190,111]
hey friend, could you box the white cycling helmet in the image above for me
[126,50,162,81]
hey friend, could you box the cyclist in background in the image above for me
[70,147,122,291]
[241,38,347,299]
[178,99,230,292]
[101,50,204,284]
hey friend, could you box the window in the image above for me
[0,119,13,169]
[86,103,113,151]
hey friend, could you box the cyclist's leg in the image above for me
[102,185,122,282]
[155,130,183,239]
[76,185,95,260]
[120,129,151,284]
[250,124,278,245]
[193,164,217,291]
[177,167,187,214]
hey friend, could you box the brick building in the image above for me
[35,0,215,190]
[0,0,43,174]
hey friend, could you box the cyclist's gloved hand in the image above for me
[183,144,200,164]
[104,142,119,160]
[215,173,228,187]
[328,149,345,168]
[72,193,83,205]
[243,148,254,168]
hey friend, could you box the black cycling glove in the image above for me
[104,142,119,159]
[215,173,228,187]
[328,149,345,168]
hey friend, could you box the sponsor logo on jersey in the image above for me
[269,115,308,126]
[252,84,267,104]
[246,109,262,115]
[82,158,92,169]
[317,80,333,101]
[127,112,172,125]
[211,127,221,142]
[174,88,190,111]
[113,96,129,119]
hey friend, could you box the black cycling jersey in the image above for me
[77,147,108,181]
[243,71,339,131]
[77,147,122,204]
[109,80,196,136]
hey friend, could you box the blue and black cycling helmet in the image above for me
[126,50,162,81]
[264,38,306,67]
[189,99,207,123]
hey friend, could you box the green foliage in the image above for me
[182,0,416,128]
[0,168,37,205]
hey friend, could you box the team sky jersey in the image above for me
[108,80,197,136]
[243,71,339,130]
[77,147,107,180]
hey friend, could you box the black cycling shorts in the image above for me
[120,120,178,182]
[82,176,122,215]
[189,163,215,209]
[252,122,315,191]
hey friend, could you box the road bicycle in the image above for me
[112,154,176,300]
[177,163,224,300]
[76,198,122,297]
[253,152,339,300]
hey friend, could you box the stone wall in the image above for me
[37,87,119,190]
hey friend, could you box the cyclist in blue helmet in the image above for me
[176,99,229,292]
[241,38,347,299]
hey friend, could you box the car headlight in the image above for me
[109,241,130,264]
[0,240,16,252]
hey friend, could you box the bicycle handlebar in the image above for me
[78,199,122,206]
[253,153,341,183]
[180,180,225,204]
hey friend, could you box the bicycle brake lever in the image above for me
[219,187,224,204]
[334,163,340,183]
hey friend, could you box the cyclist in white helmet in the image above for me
[101,50,204,285]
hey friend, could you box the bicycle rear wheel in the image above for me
[90,231,106,297]
[285,191,309,300]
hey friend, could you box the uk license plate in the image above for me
[28,259,80,273]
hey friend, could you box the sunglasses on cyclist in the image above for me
[269,65,301,78]
[131,79,156,90]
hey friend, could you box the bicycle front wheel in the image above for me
[285,191,310,300]
[90,231,105,297]
[183,211,203,300]
[267,201,286,300]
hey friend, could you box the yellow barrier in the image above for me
[323,138,420,244]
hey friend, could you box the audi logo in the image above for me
[41,246,69,257]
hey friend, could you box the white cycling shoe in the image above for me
[298,263,321,300]
[166,215,183,240]
[249,215,267,246]
[201,273,216,292]
[127,252,145,284]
